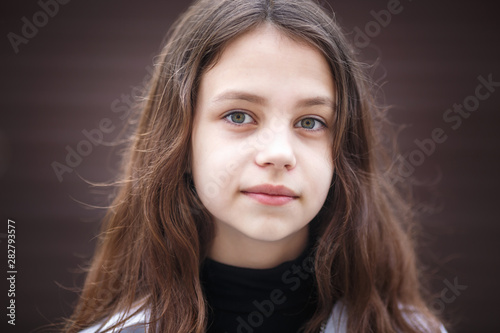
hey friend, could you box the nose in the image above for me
[254,127,296,170]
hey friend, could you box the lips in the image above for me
[241,184,299,206]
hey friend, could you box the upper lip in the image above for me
[242,184,299,197]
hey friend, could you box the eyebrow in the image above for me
[212,91,335,109]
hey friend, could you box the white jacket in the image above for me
[80,300,447,333]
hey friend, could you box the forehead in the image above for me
[198,24,335,106]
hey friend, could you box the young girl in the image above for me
[65,0,447,332]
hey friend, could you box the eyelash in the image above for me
[223,111,327,131]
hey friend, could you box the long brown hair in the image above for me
[65,0,443,332]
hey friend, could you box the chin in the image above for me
[240,223,306,243]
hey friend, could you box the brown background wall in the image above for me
[1,0,499,332]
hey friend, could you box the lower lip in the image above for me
[242,192,297,206]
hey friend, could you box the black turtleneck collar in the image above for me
[200,239,318,333]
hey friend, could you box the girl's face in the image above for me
[191,24,334,256]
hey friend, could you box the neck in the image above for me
[208,224,309,269]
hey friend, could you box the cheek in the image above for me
[191,137,250,201]
[304,146,334,196]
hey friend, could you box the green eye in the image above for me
[301,118,315,129]
[297,118,324,130]
[230,112,246,123]
[225,111,254,125]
